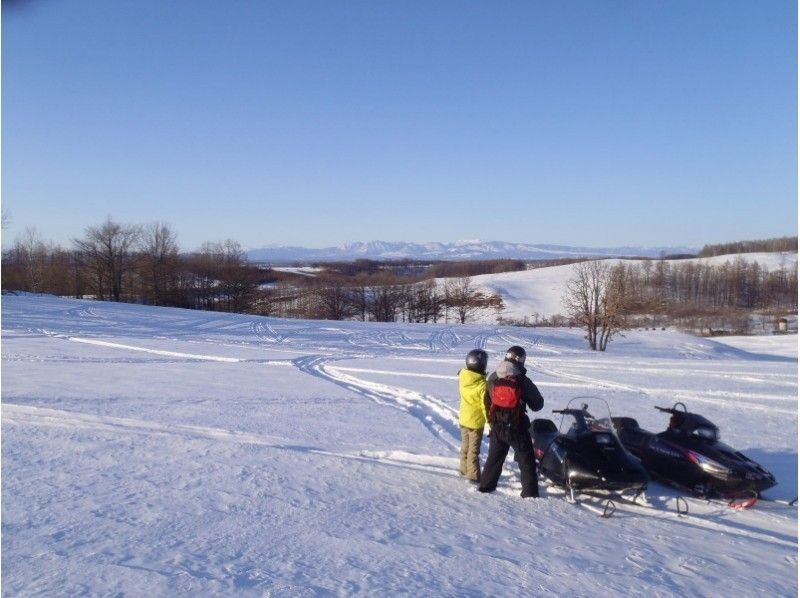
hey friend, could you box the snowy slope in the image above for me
[2,296,797,596]
[683,251,797,271]
[467,252,799,322]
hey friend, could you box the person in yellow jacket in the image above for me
[458,349,489,481]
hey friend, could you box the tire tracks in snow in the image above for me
[37,329,243,362]
[536,362,797,388]
[531,359,647,395]
[251,321,286,344]
[292,355,461,452]
[427,328,460,352]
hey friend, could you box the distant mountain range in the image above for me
[247,240,699,263]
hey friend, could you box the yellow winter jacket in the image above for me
[458,368,489,429]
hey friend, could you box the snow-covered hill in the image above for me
[2,295,796,596]
[247,240,698,263]
[466,252,799,322]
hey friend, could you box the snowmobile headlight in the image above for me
[687,450,730,476]
[692,426,718,441]
[594,433,613,445]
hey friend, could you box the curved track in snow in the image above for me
[292,355,461,452]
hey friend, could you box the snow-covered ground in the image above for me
[270,267,324,277]
[2,295,797,596]
[468,252,799,322]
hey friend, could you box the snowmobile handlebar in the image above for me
[655,402,688,414]
[553,403,591,416]
[552,408,593,418]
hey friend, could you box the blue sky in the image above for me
[2,0,797,252]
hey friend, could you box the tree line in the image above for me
[562,256,798,350]
[4,220,796,338]
[275,275,504,324]
[698,236,797,258]
[619,257,797,312]
[3,220,264,312]
[2,218,504,324]
[299,258,527,279]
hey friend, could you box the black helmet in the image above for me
[465,349,488,373]
[504,345,526,365]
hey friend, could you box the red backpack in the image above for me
[491,376,522,410]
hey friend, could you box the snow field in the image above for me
[1,295,797,596]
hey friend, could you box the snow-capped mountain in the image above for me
[247,240,698,263]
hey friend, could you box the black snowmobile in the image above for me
[612,402,777,502]
[531,397,649,502]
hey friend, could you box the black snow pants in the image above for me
[478,425,539,498]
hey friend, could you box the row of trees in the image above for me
[3,220,264,312]
[618,257,797,312]
[303,258,527,279]
[698,236,797,258]
[561,257,798,351]
[2,218,504,324]
[275,276,503,323]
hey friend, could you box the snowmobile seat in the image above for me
[611,417,640,433]
[532,419,558,435]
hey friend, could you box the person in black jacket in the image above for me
[478,346,544,498]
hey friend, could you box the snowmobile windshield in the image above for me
[557,397,619,440]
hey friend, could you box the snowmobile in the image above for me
[611,402,777,502]
[531,397,649,502]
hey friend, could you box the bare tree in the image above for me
[348,275,371,321]
[316,280,357,320]
[12,227,49,293]
[446,277,483,324]
[406,280,444,323]
[140,222,179,305]
[366,279,407,322]
[562,261,628,351]
[73,217,141,301]
[205,239,261,313]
